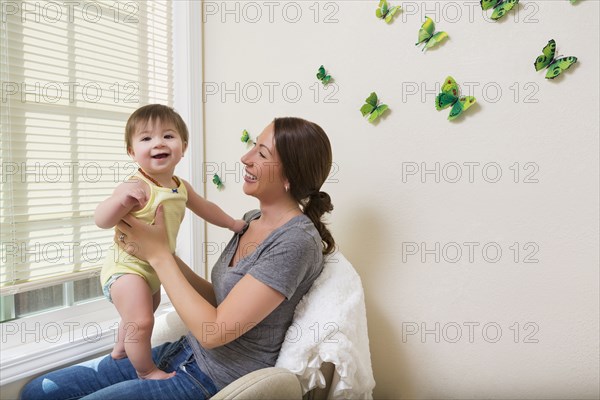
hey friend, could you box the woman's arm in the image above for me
[172,255,217,307]
[183,180,246,233]
[95,180,148,229]
[117,207,284,349]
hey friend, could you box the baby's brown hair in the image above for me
[125,104,188,153]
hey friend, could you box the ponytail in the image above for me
[303,191,335,255]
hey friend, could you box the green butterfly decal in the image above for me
[435,76,476,121]
[415,17,448,52]
[376,0,401,23]
[241,129,251,144]
[316,65,332,86]
[534,39,578,79]
[212,174,224,190]
[360,92,389,123]
[480,0,519,20]
[569,0,577,3]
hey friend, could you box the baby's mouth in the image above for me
[152,153,169,159]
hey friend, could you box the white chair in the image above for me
[152,252,374,399]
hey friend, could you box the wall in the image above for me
[201,1,599,398]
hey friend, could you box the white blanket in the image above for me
[275,251,376,399]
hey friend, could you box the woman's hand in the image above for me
[115,205,171,265]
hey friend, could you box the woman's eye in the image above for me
[259,152,266,159]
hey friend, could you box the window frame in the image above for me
[0,0,204,386]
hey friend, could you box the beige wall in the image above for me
[201,1,599,399]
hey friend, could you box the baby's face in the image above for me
[128,117,186,175]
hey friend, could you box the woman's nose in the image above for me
[241,151,250,165]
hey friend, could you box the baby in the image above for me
[95,104,245,379]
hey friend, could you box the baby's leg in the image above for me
[109,276,127,360]
[111,318,127,359]
[153,289,161,312]
[111,274,175,380]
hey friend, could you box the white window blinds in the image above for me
[0,0,173,295]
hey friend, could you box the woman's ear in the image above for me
[182,141,188,156]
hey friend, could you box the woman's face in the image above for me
[240,123,288,201]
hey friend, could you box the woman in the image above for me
[21,117,335,400]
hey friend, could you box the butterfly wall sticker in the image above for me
[316,65,332,86]
[241,129,251,144]
[212,174,224,190]
[435,76,476,121]
[480,0,519,21]
[415,17,448,52]
[376,0,401,23]
[534,39,578,79]
[360,92,389,123]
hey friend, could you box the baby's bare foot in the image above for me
[110,348,127,360]
[138,368,176,380]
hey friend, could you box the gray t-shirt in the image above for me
[187,209,324,390]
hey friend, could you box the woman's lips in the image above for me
[244,171,258,182]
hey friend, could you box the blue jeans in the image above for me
[20,336,218,400]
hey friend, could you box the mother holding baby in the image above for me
[21,116,335,400]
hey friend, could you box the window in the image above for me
[0,1,173,322]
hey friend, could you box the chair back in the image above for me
[276,251,375,400]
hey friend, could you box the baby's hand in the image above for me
[120,186,148,210]
[230,219,247,234]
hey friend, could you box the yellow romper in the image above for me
[100,172,188,297]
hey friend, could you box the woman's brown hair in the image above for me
[273,117,335,255]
